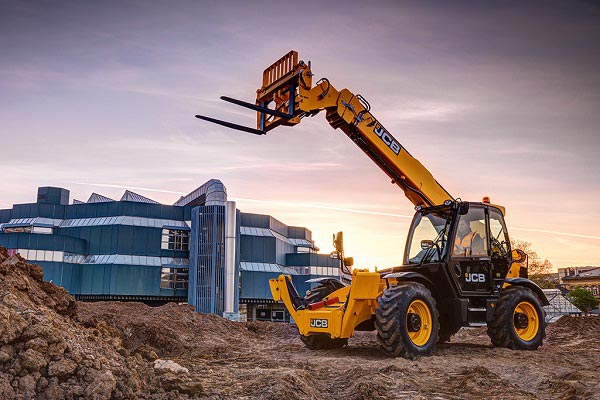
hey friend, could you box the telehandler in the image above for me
[196,51,548,359]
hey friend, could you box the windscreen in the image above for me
[406,212,452,264]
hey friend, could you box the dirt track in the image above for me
[1,247,599,399]
[78,302,600,400]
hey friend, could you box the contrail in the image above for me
[510,227,600,240]
[67,182,599,240]
[232,197,414,218]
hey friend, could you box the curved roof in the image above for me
[173,179,227,207]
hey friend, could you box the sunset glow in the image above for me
[1,1,599,271]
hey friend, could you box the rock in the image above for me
[0,345,14,355]
[71,384,84,397]
[0,308,29,344]
[17,375,36,399]
[21,349,47,372]
[47,342,67,358]
[36,376,48,392]
[25,337,48,353]
[178,380,204,395]
[48,358,77,378]
[1,255,20,268]
[20,323,52,342]
[135,344,158,361]
[83,370,116,400]
[117,347,129,357]
[0,351,11,363]
[0,374,16,400]
[153,359,189,374]
[13,276,30,291]
[42,381,64,400]
[2,293,21,308]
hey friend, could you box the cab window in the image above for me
[488,208,510,259]
[453,207,488,257]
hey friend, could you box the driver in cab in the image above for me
[453,218,484,257]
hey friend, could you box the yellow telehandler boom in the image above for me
[196,51,547,359]
[197,51,452,208]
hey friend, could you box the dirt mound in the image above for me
[77,301,274,360]
[0,247,203,399]
[545,315,600,350]
[552,315,600,332]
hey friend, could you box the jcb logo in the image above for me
[310,319,328,328]
[465,273,486,283]
[373,123,401,155]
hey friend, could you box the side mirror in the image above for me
[512,249,527,263]
[343,257,354,267]
[458,202,470,215]
[421,240,434,250]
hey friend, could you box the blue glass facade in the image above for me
[0,182,340,320]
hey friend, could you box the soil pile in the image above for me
[0,247,203,399]
[1,246,599,399]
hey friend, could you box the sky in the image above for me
[1,0,599,270]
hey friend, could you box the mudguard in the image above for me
[382,271,433,289]
[305,277,347,286]
[504,277,549,306]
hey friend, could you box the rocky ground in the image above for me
[1,246,599,399]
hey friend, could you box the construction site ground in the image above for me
[1,247,599,399]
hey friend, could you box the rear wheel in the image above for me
[487,286,545,350]
[304,280,346,304]
[300,334,347,350]
[375,283,439,359]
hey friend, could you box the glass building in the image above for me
[0,180,340,321]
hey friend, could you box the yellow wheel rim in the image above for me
[407,299,433,346]
[513,301,539,341]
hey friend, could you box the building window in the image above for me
[18,249,65,262]
[3,226,53,234]
[4,226,32,233]
[160,267,189,289]
[593,286,598,296]
[33,226,53,234]
[161,229,190,251]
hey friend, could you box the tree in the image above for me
[567,287,600,314]
[529,273,559,289]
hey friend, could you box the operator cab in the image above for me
[403,201,512,296]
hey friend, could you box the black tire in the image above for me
[487,286,545,350]
[304,281,345,305]
[300,334,348,350]
[375,283,439,359]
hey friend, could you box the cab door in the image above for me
[448,205,494,295]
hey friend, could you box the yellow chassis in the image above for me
[269,269,383,339]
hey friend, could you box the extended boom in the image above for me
[196,50,452,208]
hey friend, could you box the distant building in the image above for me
[558,267,600,298]
[0,181,340,321]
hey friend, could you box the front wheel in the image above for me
[375,283,439,359]
[487,286,545,350]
